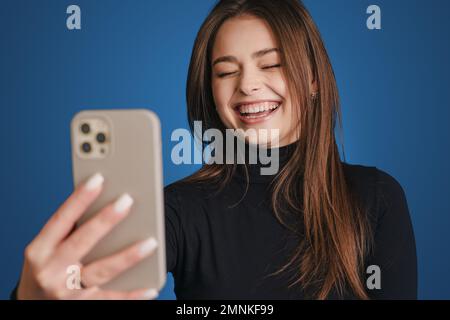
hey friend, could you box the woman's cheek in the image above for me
[213,83,237,126]
[217,107,237,129]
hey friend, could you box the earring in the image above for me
[310,92,319,105]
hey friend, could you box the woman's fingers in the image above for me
[28,173,105,264]
[51,193,134,266]
[81,237,158,287]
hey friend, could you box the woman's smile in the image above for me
[233,100,282,124]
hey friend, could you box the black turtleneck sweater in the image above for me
[11,143,417,300]
[164,143,417,299]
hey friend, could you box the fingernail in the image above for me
[142,289,158,300]
[85,173,104,191]
[139,238,158,257]
[113,193,134,214]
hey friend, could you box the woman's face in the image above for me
[211,15,298,147]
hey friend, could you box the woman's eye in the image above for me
[217,71,237,78]
[261,64,281,70]
[215,64,281,78]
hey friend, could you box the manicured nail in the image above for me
[113,193,134,214]
[85,173,104,191]
[139,238,158,257]
[142,289,158,300]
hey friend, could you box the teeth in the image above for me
[238,101,281,114]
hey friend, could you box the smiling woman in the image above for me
[173,0,417,299]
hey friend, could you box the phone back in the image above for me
[70,109,166,292]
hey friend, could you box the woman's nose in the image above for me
[238,72,262,95]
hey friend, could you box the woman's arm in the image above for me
[366,169,418,299]
[164,185,183,275]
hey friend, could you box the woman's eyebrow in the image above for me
[212,47,279,66]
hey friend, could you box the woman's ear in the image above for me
[310,79,318,95]
[307,66,318,95]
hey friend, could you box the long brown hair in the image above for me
[183,0,373,299]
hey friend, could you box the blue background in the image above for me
[1,0,449,299]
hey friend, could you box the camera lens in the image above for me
[81,142,91,153]
[96,132,106,143]
[80,123,90,134]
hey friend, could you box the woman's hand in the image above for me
[16,173,159,300]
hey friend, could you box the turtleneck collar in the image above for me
[234,141,297,184]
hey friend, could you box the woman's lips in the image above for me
[234,103,281,124]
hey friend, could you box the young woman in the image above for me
[13,0,417,300]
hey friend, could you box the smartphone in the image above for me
[70,109,166,292]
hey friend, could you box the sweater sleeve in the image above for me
[164,184,183,276]
[366,168,418,299]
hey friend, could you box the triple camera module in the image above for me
[74,118,111,159]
